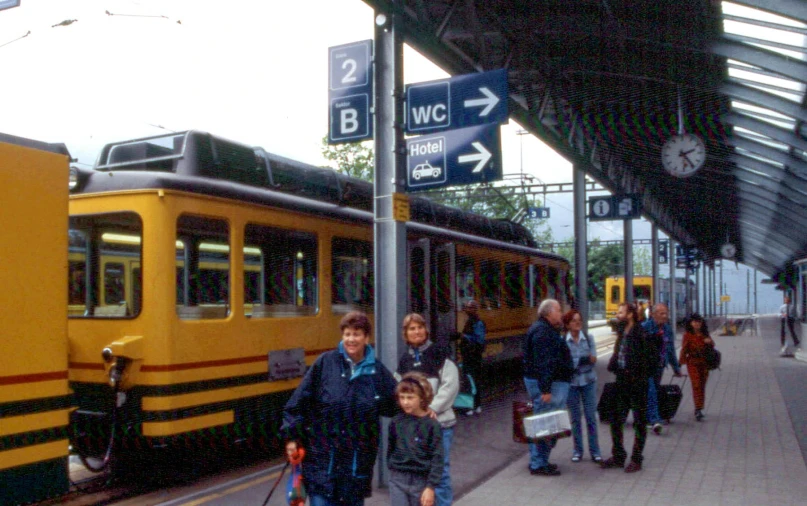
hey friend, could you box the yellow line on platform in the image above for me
[180,470,281,506]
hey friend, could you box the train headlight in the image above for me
[69,166,79,191]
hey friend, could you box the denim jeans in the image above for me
[310,495,364,506]
[434,427,453,506]
[567,381,601,458]
[524,378,570,470]
[646,375,661,424]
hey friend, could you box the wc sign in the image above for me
[328,40,373,144]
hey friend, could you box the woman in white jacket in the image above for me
[396,313,460,506]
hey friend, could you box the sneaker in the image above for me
[530,465,561,476]
[465,410,475,416]
[652,423,663,435]
[781,345,788,355]
[624,462,642,473]
[695,410,704,422]
[571,454,581,463]
[592,455,603,463]
[475,406,483,414]
[600,457,624,469]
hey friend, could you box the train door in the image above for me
[408,239,431,319]
[432,243,456,344]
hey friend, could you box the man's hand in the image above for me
[421,486,435,506]
[541,393,552,403]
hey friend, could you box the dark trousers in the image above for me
[460,340,483,409]
[609,376,648,465]
[780,317,801,347]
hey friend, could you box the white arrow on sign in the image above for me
[463,87,499,117]
[458,141,492,173]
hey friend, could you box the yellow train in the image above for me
[66,131,572,466]
[605,275,688,327]
[0,137,71,504]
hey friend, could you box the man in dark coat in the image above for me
[601,302,656,473]
[522,299,574,476]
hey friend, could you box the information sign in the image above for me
[588,194,641,221]
[406,123,502,191]
[328,40,373,144]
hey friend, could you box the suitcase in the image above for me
[657,376,687,421]
[597,382,618,424]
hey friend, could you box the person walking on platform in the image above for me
[396,313,459,506]
[602,302,655,473]
[642,303,682,434]
[523,299,574,476]
[679,313,715,421]
[459,300,485,416]
[563,309,602,463]
[779,295,801,353]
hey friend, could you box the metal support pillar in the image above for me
[374,7,406,486]
[651,225,659,306]
[695,265,700,316]
[669,239,676,328]
[747,270,751,314]
[754,268,758,313]
[624,219,633,303]
[719,260,724,318]
[573,166,588,332]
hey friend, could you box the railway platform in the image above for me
[110,316,807,506]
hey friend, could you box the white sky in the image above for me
[0,0,782,309]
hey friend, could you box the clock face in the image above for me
[661,133,706,177]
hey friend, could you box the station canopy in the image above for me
[364,0,807,280]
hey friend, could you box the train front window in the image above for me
[176,215,230,319]
[634,285,651,302]
[243,223,318,318]
[68,212,143,318]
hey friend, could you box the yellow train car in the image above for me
[0,135,71,504]
[66,131,571,466]
[605,275,687,327]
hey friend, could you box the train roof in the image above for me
[73,130,568,262]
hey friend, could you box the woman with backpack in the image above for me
[563,309,602,463]
[679,313,715,421]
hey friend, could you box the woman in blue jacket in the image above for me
[281,312,398,506]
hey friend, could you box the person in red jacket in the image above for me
[679,313,715,422]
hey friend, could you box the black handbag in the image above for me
[705,346,722,370]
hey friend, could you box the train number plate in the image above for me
[268,348,306,381]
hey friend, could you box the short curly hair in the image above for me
[396,372,434,410]
[339,311,372,336]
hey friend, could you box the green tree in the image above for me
[633,245,652,276]
[320,137,374,181]
[587,242,624,301]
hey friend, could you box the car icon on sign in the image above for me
[412,162,442,180]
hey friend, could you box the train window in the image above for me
[547,267,559,300]
[456,256,475,308]
[176,215,230,319]
[68,212,142,318]
[530,265,547,307]
[480,259,501,309]
[504,262,524,308]
[332,237,373,313]
[634,285,651,302]
[611,285,621,304]
[243,223,318,318]
[436,250,451,314]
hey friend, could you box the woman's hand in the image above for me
[421,487,435,506]
[427,408,437,420]
[704,337,713,345]
[589,355,597,364]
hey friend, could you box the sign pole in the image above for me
[651,225,659,306]
[373,5,406,488]
[623,219,634,303]
[669,239,676,326]
[573,166,588,331]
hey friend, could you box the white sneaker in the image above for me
[652,423,663,435]
[781,345,788,355]
[475,406,483,414]
[465,410,475,416]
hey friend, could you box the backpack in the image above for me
[705,346,721,371]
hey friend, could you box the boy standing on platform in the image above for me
[388,372,444,506]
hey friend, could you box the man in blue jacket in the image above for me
[522,299,573,476]
[642,303,682,434]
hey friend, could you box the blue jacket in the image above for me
[522,317,574,394]
[281,343,398,501]
[641,318,681,374]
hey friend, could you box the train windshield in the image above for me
[69,212,143,318]
[96,133,186,170]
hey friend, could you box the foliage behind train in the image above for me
[66,131,572,467]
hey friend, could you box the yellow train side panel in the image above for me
[0,379,71,404]
[0,441,69,471]
[0,409,72,437]
[141,381,299,412]
[142,411,234,437]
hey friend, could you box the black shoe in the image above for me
[600,457,624,469]
[695,410,704,422]
[530,465,561,476]
[547,463,558,472]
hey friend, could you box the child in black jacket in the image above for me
[388,372,444,506]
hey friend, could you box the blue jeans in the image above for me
[524,379,570,470]
[567,381,601,458]
[435,427,453,506]
[310,495,364,506]
[647,376,661,424]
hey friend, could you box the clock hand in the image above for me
[682,154,694,168]
[680,149,695,155]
